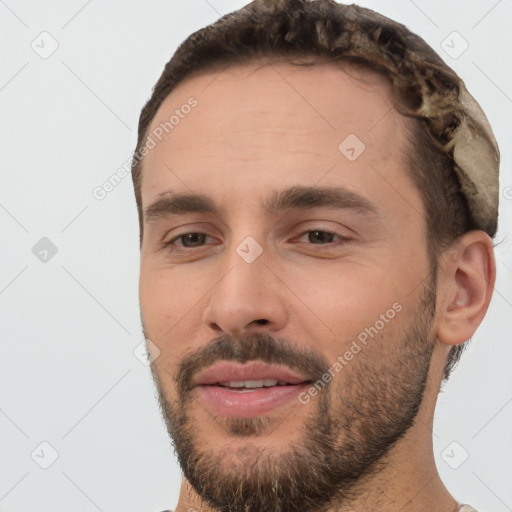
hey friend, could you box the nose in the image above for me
[201,241,289,338]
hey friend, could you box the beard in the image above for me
[146,273,437,512]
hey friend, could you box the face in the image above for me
[138,59,438,512]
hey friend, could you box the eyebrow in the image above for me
[144,185,380,223]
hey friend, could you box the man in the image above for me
[130,1,499,511]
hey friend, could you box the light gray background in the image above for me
[1,1,511,511]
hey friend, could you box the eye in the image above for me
[163,228,349,252]
[297,229,348,246]
[165,232,215,249]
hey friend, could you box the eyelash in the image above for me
[164,229,349,251]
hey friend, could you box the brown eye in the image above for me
[166,232,213,249]
[298,229,347,245]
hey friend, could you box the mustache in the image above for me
[175,332,330,396]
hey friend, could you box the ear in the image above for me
[436,231,496,346]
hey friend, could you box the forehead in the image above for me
[140,59,415,215]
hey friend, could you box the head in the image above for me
[132,1,498,511]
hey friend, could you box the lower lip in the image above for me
[197,383,310,417]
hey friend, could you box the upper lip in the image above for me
[192,361,311,387]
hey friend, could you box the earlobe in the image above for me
[436,231,496,346]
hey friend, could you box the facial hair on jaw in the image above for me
[146,275,437,512]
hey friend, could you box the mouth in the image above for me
[216,379,301,390]
[192,361,312,417]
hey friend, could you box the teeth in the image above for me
[218,379,283,388]
[244,380,265,388]
[224,381,244,388]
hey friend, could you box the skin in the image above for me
[138,58,495,512]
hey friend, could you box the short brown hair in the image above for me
[131,0,498,380]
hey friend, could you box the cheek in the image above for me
[139,267,182,359]
[139,266,210,367]
[140,261,203,317]
[287,260,400,319]
[282,261,409,361]
[140,269,171,326]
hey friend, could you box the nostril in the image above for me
[255,319,269,325]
